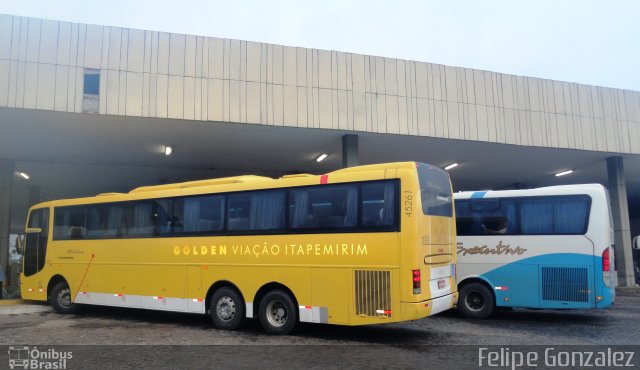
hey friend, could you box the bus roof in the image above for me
[454,183,606,200]
[29,161,422,209]
[128,175,275,193]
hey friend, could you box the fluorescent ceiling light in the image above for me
[316,153,328,162]
[18,172,30,180]
[444,163,458,170]
[164,146,173,156]
[555,170,573,177]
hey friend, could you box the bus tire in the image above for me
[210,287,245,330]
[258,290,298,335]
[458,282,495,319]
[49,281,81,314]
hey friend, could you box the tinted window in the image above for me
[290,185,358,229]
[362,182,396,227]
[520,196,590,234]
[122,199,174,236]
[455,195,590,236]
[124,201,155,237]
[154,199,173,235]
[25,208,49,276]
[227,190,285,231]
[456,199,517,235]
[87,204,125,238]
[54,206,87,239]
[519,199,553,234]
[173,195,225,234]
[417,163,452,217]
[50,181,400,239]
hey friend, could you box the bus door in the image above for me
[23,208,50,278]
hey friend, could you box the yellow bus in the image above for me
[20,162,457,334]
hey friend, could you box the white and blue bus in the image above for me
[454,184,617,318]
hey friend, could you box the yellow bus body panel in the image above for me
[20,162,457,326]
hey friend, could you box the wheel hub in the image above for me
[57,288,72,308]
[216,296,236,321]
[466,291,485,311]
[266,300,288,327]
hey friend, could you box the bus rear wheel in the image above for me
[258,290,297,335]
[457,282,495,319]
[210,287,245,330]
[49,281,81,314]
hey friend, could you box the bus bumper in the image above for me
[401,292,458,320]
[595,286,616,308]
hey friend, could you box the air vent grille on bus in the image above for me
[541,267,589,302]
[354,270,391,317]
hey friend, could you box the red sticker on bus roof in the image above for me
[320,175,329,184]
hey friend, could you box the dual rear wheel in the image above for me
[209,288,297,335]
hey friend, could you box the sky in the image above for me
[1,0,638,91]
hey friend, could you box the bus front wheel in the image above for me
[49,281,81,314]
[210,287,245,330]
[258,290,298,335]
[457,282,495,319]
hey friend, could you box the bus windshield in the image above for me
[417,163,452,217]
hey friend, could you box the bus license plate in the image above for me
[437,279,446,289]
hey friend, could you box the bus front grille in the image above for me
[354,270,391,317]
[541,267,589,302]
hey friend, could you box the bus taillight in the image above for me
[602,247,613,288]
[602,247,610,272]
[412,269,421,294]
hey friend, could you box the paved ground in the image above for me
[0,289,638,369]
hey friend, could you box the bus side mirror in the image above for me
[25,227,42,234]
[633,236,639,251]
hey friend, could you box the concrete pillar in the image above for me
[0,159,14,284]
[342,134,359,168]
[606,156,635,286]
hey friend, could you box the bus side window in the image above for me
[124,201,154,237]
[454,200,473,235]
[456,199,516,236]
[227,194,251,231]
[289,185,358,230]
[552,197,589,234]
[86,204,124,238]
[227,190,286,231]
[519,199,554,234]
[519,196,590,235]
[248,190,285,230]
[173,195,225,234]
[153,199,173,235]
[456,217,474,235]
[481,217,508,234]
[53,206,87,240]
[361,182,395,227]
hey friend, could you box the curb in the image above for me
[0,299,24,306]
[616,286,640,291]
